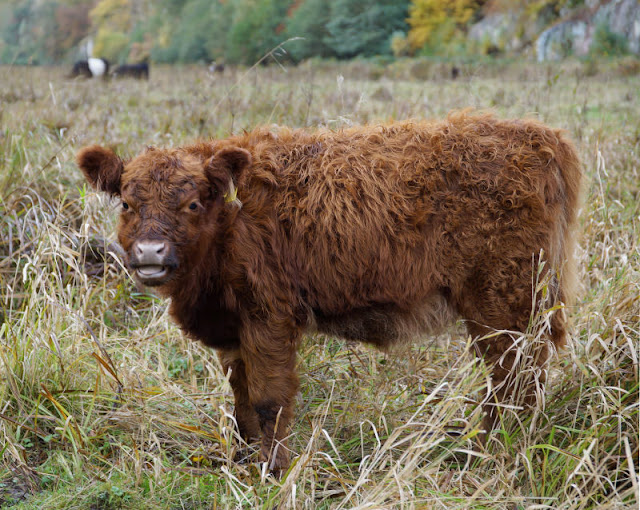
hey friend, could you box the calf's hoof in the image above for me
[260,442,291,476]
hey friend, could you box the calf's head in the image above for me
[77,144,251,288]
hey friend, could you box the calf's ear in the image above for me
[205,147,252,200]
[76,145,123,196]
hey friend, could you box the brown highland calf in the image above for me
[77,112,582,472]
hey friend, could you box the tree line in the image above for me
[1,0,590,66]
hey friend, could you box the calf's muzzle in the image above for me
[130,240,173,285]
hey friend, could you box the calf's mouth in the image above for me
[132,264,174,286]
[136,265,168,278]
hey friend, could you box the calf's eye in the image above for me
[189,202,198,210]
[122,202,129,210]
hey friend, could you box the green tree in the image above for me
[1,2,32,63]
[173,0,218,61]
[285,0,335,61]
[150,0,233,63]
[590,23,629,57]
[324,0,409,58]
[226,0,293,64]
[1,0,59,64]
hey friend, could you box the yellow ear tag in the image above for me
[224,187,238,203]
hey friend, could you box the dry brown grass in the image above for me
[0,59,638,508]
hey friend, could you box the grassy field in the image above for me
[0,57,638,509]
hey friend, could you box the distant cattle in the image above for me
[69,58,110,79]
[451,66,460,79]
[113,62,150,80]
[77,112,582,473]
[208,61,225,74]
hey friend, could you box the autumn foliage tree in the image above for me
[90,0,132,61]
[54,4,91,57]
[407,0,485,53]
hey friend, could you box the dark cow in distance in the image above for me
[113,61,150,80]
[208,61,225,74]
[69,57,110,79]
[69,60,92,78]
[77,112,582,472]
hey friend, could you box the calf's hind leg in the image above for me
[470,324,552,438]
[460,258,565,438]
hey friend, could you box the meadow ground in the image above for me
[0,57,638,509]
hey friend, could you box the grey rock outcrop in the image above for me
[536,0,640,61]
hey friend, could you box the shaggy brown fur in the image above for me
[77,112,582,472]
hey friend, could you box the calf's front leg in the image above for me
[217,350,261,442]
[239,320,301,473]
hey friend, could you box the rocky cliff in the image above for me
[468,0,640,61]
